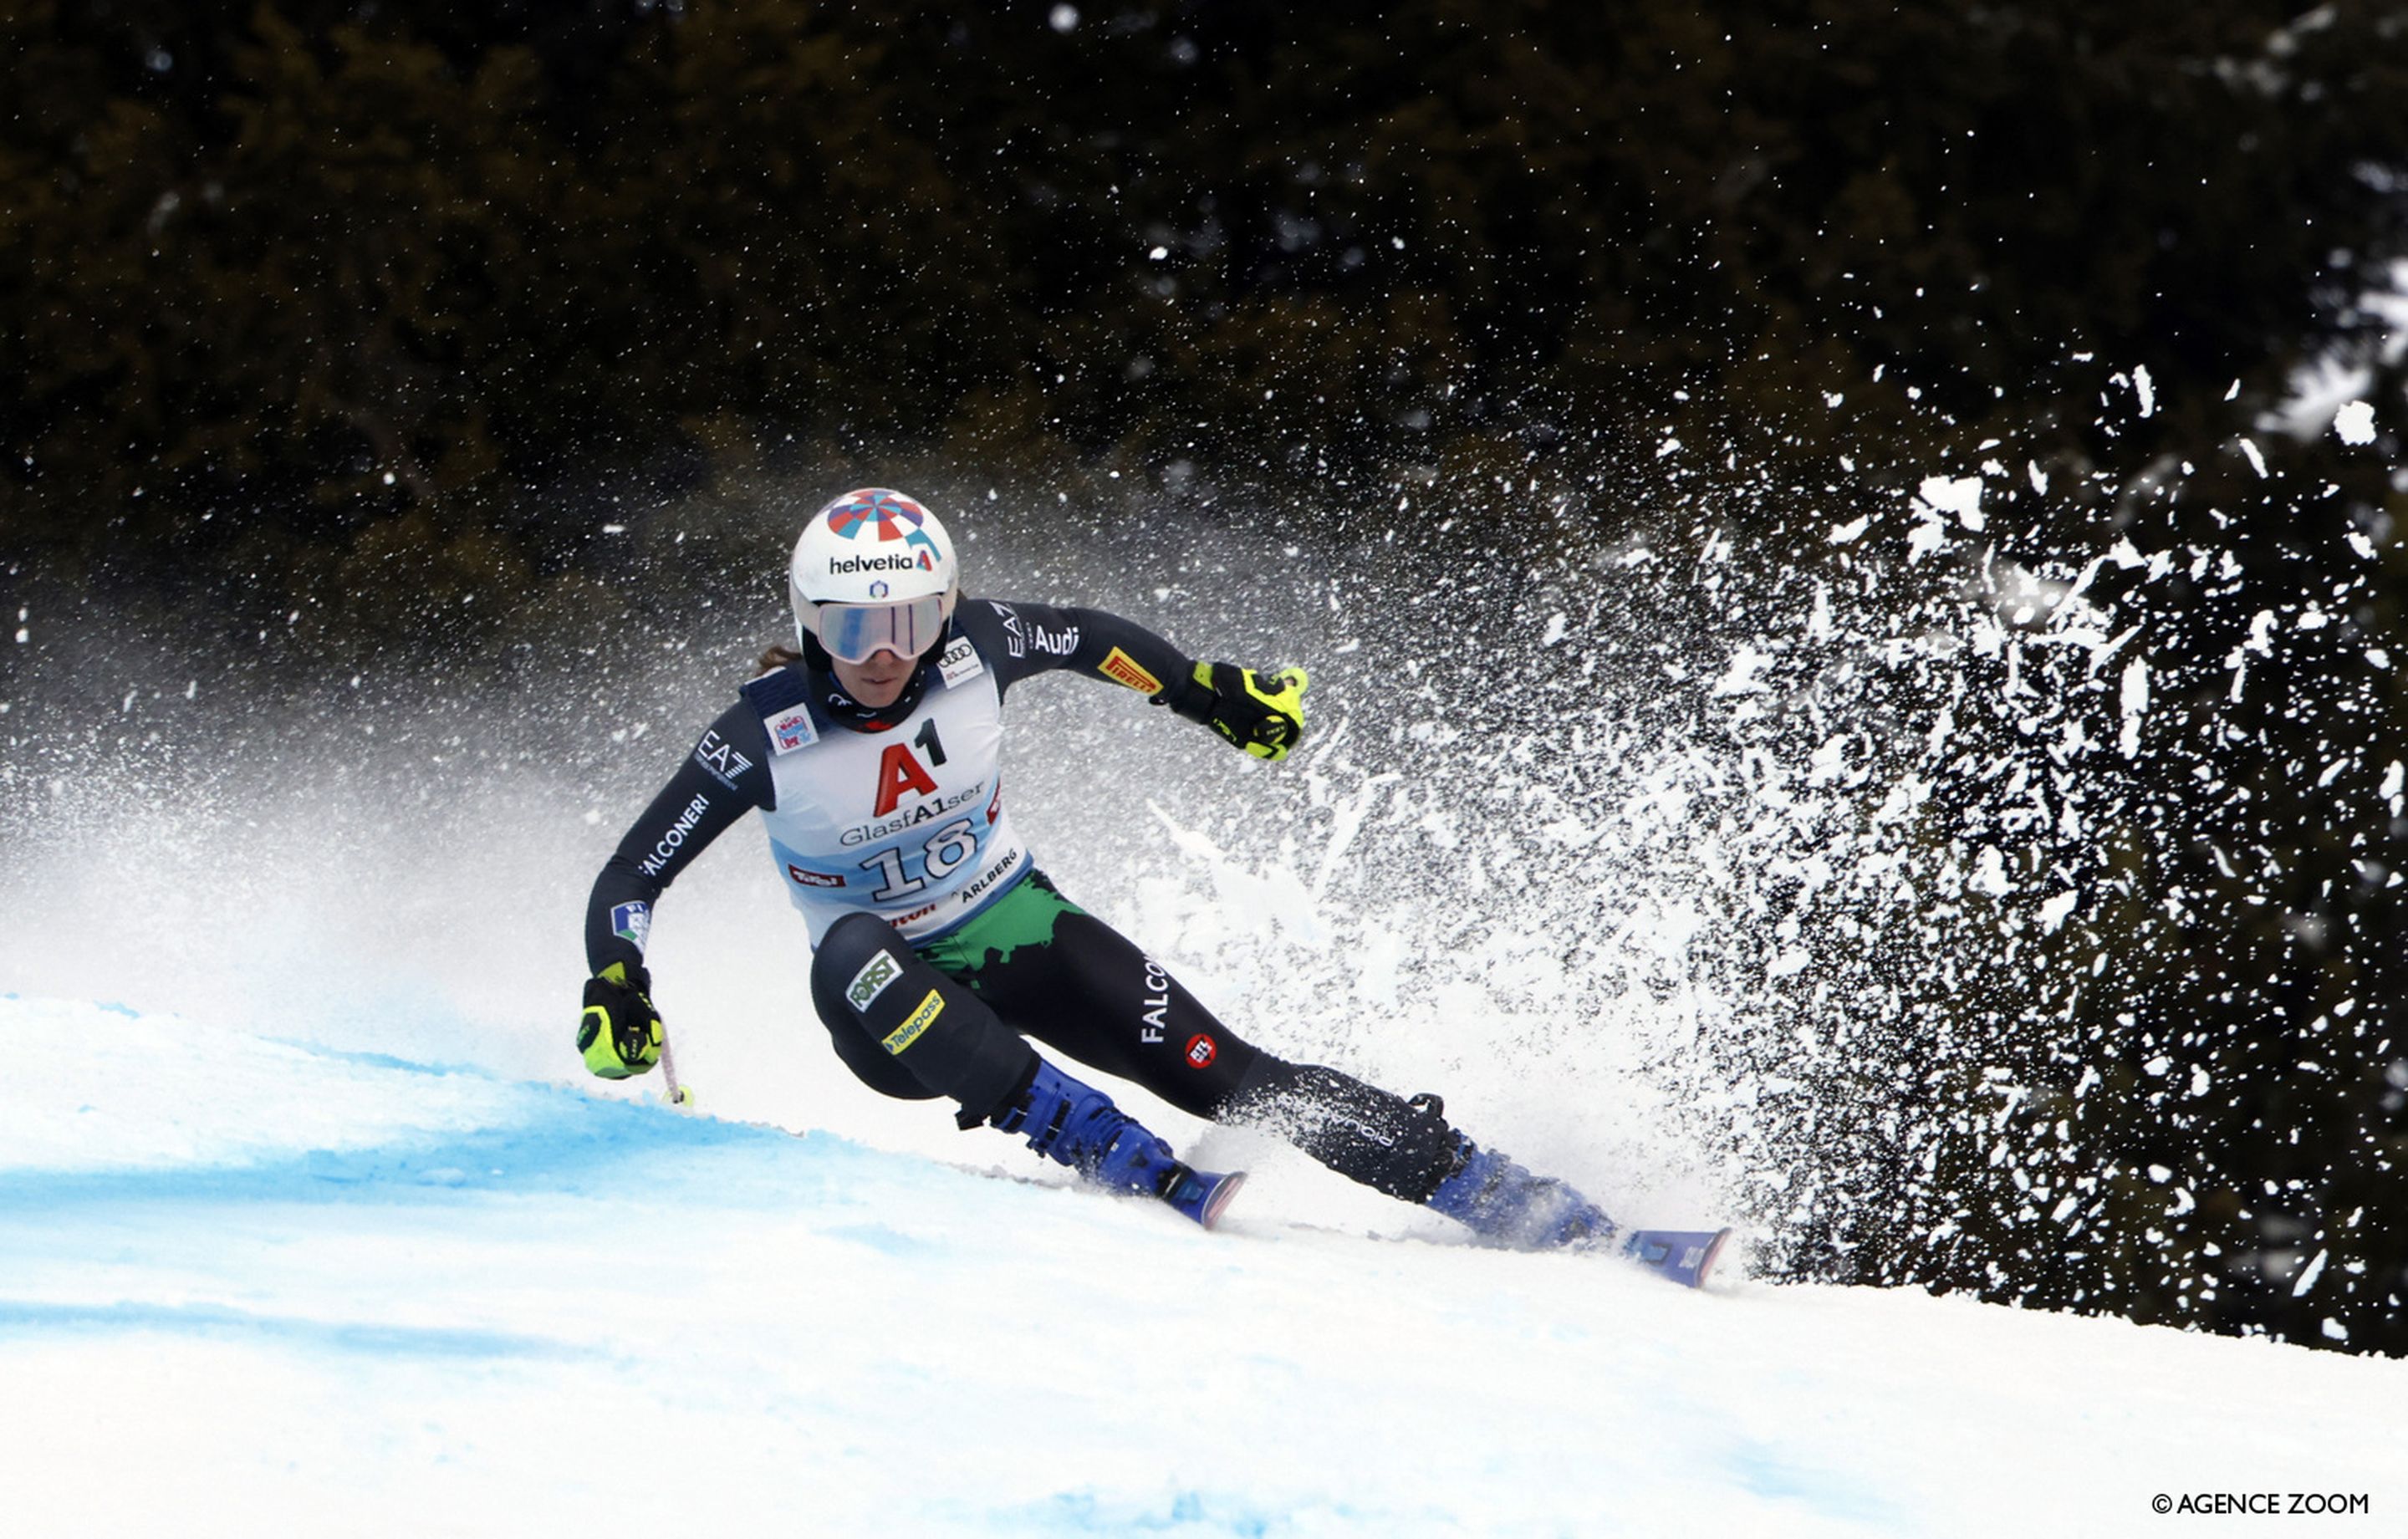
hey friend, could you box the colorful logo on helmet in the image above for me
[824,489,942,572]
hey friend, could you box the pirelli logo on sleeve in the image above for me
[881,990,945,1055]
[1097,646,1162,696]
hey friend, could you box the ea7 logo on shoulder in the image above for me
[693,729,755,787]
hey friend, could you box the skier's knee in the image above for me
[808,912,1033,1120]
[809,912,909,1023]
[806,915,938,1100]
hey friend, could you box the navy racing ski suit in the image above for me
[584,597,1464,1201]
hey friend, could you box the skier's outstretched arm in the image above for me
[959,597,1309,759]
[577,701,771,1078]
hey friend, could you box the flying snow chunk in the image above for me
[1048,4,1079,31]
[2118,657,2150,757]
[2267,356,2374,441]
[1971,846,2012,897]
[2293,1248,2329,1298]
[2334,400,2377,446]
[2038,889,2079,934]
[1918,475,1984,525]
[1828,514,1870,543]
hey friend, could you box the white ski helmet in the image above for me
[788,487,961,663]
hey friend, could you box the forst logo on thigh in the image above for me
[847,951,901,1012]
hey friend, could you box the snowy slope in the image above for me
[4,996,2399,1538]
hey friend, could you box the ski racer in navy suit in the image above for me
[579,487,1613,1241]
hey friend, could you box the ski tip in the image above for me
[1166,1167,1247,1231]
[1692,1226,1735,1288]
[1620,1226,1737,1287]
[1197,1169,1246,1231]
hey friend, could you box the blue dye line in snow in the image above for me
[0,1297,583,1360]
[256,1037,500,1078]
[0,1078,881,1215]
[0,992,142,1017]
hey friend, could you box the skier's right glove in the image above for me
[1168,663,1309,760]
[579,961,663,1078]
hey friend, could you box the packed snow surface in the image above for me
[4,996,2399,1537]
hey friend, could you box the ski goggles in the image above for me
[811,595,947,664]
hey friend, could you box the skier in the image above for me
[577,487,1626,1247]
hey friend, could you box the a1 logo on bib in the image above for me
[873,743,939,817]
[846,950,902,1012]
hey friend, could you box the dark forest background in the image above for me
[4,1,2405,1353]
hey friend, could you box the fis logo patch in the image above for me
[1185,1033,1218,1069]
[767,705,818,755]
[845,951,902,1012]
[882,990,944,1055]
[610,902,651,951]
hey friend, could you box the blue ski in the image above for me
[1620,1226,1734,1287]
[1160,1164,1247,1231]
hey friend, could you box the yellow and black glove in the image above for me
[579,961,663,1078]
[1169,662,1309,760]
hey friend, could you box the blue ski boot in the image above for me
[1425,1134,1615,1250]
[992,1059,1245,1230]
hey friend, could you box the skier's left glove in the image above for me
[579,961,663,1078]
[1167,663,1309,760]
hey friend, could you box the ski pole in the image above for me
[660,1035,693,1108]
